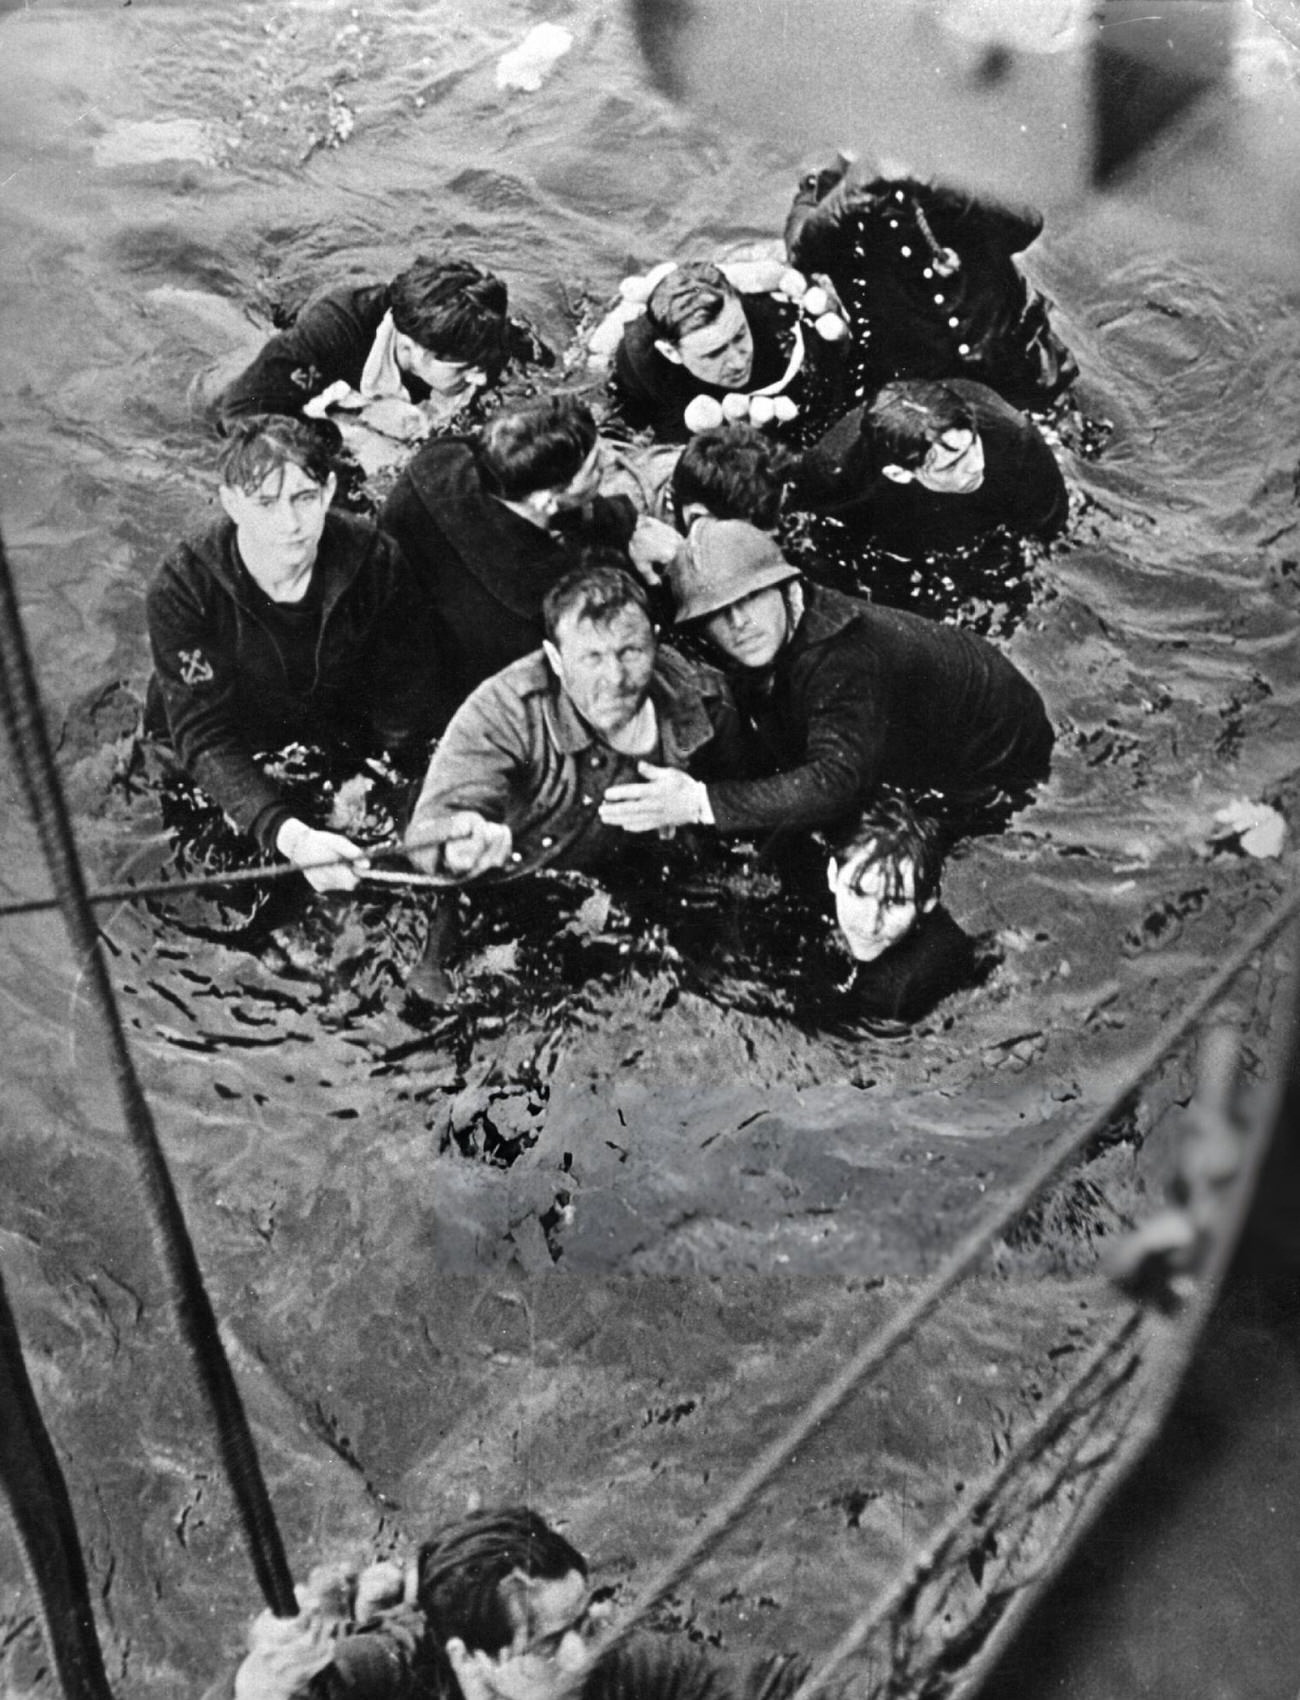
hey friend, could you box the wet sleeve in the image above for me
[1015,421,1069,538]
[213,293,366,428]
[361,532,440,758]
[405,682,531,867]
[705,646,889,833]
[145,552,291,850]
[919,181,1044,254]
[584,1636,736,1700]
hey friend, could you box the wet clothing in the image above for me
[818,905,981,1027]
[613,291,845,444]
[212,282,415,429]
[704,582,1053,835]
[785,175,1076,412]
[145,511,432,852]
[378,439,640,728]
[218,1619,806,1700]
[796,380,1069,557]
[408,646,743,876]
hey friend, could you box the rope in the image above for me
[600,879,1300,1650]
[0,1267,118,1700]
[0,859,454,920]
[0,528,298,1618]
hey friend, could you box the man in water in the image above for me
[379,396,682,731]
[404,561,741,884]
[212,256,537,438]
[145,415,432,891]
[613,261,846,444]
[819,793,981,1026]
[598,518,1053,844]
[795,377,1069,558]
[670,422,796,532]
[226,1503,802,1700]
[785,158,1077,412]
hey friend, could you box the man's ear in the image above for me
[880,464,913,484]
[826,856,839,894]
[322,471,338,504]
[542,639,563,676]
[654,338,684,366]
[217,484,241,522]
[921,891,940,913]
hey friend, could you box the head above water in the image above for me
[416,1506,593,1700]
[478,395,602,511]
[542,558,656,739]
[216,416,340,585]
[217,412,342,496]
[862,380,986,495]
[826,793,943,963]
[388,256,513,384]
[645,261,754,390]
[671,422,794,530]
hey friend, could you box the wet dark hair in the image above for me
[860,380,977,478]
[416,1506,588,1659]
[645,261,738,345]
[829,791,944,909]
[216,413,342,494]
[672,423,796,529]
[389,257,512,376]
[478,395,599,501]
[543,555,650,643]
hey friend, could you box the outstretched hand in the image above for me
[406,810,514,880]
[599,762,712,833]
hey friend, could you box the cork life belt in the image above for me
[586,256,850,433]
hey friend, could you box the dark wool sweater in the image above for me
[796,379,1068,557]
[378,438,640,730]
[705,582,1053,834]
[145,511,433,849]
[212,282,415,429]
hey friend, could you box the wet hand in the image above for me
[234,1600,340,1700]
[357,395,431,442]
[627,514,685,585]
[276,820,370,892]
[406,810,513,879]
[599,762,712,832]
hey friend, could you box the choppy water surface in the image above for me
[1,1,1299,1695]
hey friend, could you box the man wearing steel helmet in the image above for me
[598,518,1053,843]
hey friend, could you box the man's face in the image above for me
[828,848,929,962]
[672,297,754,389]
[448,1569,594,1700]
[393,330,488,401]
[913,427,985,495]
[545,604,656,738]
[219,461,335,576]
[702,584,790,669]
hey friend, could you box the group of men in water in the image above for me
[147,155,1075,1025]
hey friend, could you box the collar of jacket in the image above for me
[514,642,724,763]
[198,512,370,626]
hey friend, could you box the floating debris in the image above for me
[496,23,573,93]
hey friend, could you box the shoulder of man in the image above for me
[146,519,236,610]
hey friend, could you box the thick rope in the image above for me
[600,879,1300,1650]
[0,530,298,1618]
[0,1267,118,1700]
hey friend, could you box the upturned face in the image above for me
[913,427,985,495]
[219,461,335,579]
[674,297,755,389]
[702,584,791,669]
[545,604,656,738]
[828,849,924,962]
